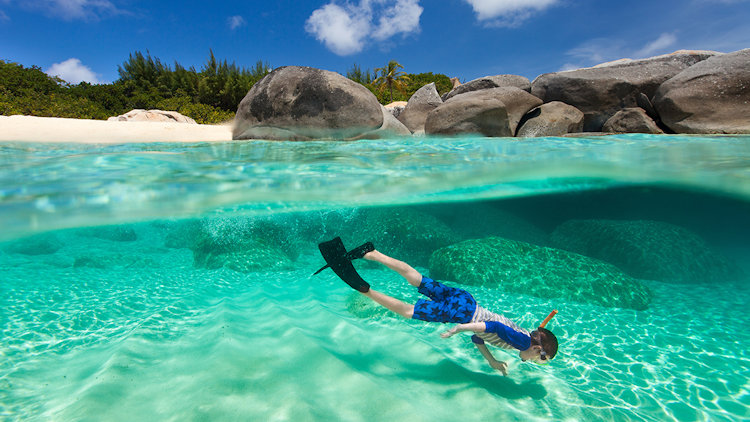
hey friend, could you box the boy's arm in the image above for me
[441,323,508,375]
[440,322,486,338]
[473,337,508,375]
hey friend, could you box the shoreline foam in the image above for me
[0,115,233,144]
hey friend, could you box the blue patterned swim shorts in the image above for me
[412,277,477,323]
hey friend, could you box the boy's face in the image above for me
[519,345,548,364]
[520,330,550,364]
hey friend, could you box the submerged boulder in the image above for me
[233,66,389,141]
[425,87,542,136]
[3,233,64,255]
[429,237,652,310]
[342,207,460,267]
[531,50,718,131]
[602,108,664,134]
[192,236,293,272]
[397,83,443,134]
[551,219,742,283]
[442,75,531,101]
[516,101,585,137]
[163,217,298,272]
[653,48,750,134]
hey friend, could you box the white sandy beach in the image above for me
[0,115,233,143]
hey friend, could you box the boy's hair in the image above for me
[537,328,558,360]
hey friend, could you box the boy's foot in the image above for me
[345,242,374,260]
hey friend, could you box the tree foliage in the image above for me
[373,60,410,103]
[1,52,271,124]
[346,62,453,105]
[346,63,376,85]
[114,50,270,121]
[0,60,111,119]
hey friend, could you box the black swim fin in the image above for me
[312,239,374,275]
[314,237,372,293]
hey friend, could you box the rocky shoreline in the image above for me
[233,48,750,141]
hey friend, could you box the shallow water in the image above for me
[1,135,749,421]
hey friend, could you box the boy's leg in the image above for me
[357,250,418,319]
[361,289,414,319]
[363,250,422,287]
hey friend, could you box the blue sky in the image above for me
[1,0,749,85]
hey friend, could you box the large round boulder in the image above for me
[233,66,387,141]
[425,87,542,136]
[516,101,584,137]
[531,51,718,131]
[551,219,742,283]
[428,237,652,310]
[442,75,531,101]
[397,83,443,134]
[653,49,750,134]
[602,107,664,134]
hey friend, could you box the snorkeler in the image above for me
[315,237,558,375]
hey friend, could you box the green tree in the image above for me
[0,60,111,119]
[405,72,453,97]
[373,60,410,103]
[115,50,270,114]
[346,63,374,85]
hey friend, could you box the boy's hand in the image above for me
[489,360,508,376]
[441,326,459,338]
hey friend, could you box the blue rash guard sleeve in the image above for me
[483,321,532,350]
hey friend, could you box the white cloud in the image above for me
[634,33,677,58]
[306,3,371,55]
[228,15,245,30]
[19,0,120,21]
[371,0,422,40]
[305,0,423,55]
[45,58,102,84]
[0,10,8,22]
[463,0,558,26]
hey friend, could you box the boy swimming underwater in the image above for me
[316,238,558,375]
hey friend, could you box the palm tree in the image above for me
[373,60,410,103]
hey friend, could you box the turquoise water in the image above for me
[1,135,749,421]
